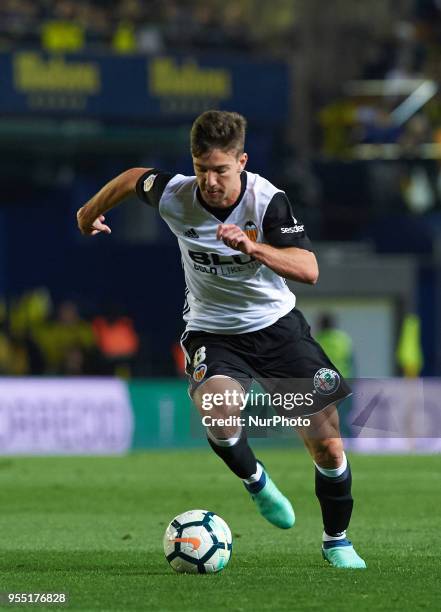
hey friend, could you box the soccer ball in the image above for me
[163,509,232,574]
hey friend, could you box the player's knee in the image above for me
[312,438,344,469]
[193,376,245,416]
[193,376,245,440]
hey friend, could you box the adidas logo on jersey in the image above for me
[281,225,304,233]
[184,228,199,239]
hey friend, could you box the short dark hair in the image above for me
[191,110,247,158]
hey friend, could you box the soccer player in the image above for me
[77,111,366,569]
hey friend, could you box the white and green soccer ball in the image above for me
[163,509,232,574]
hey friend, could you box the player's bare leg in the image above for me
[297,404,366,568]
[193,376,294,529]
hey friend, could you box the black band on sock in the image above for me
[315,463,353,536]
[207,429,257,479]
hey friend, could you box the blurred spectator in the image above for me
[41,20,84,52]
[401,163,436,213]
[315,313,354,379]
[7,334,29,375]
[92,306,140,377]
[0,322,33,377]
[33,300,95,375]
[9,287,51,339]
[112,21,137,54]
[318,100,357,157]
[41,0,85,52]
[6,288,48,374]
[54,300,96,374]
[396,312,424,377]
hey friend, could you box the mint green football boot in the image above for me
[322,539,367,568]
[245,463,295,529]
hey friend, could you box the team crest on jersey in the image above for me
[193,363,207,382]
[143,174,157,192]
[193,346,206,367]
[244,220,258,242]
[313,368,340,395]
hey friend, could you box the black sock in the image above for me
[315,463,353,536]
[207,430,257,479]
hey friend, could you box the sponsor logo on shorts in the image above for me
[193,346,206,367]
[193,363,207,383]
[143,174,157,192]
[281,225,304,233]
[313,368,340,395]
[244,220,258,242]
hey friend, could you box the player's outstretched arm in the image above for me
[250,243,319,284]
[217,224,319,284]
[76,167,151,236]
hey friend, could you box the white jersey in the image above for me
[157,171,297,334]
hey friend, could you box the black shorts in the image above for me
[181,308,351,417]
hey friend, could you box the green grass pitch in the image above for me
[0,450,439,611]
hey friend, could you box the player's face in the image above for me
[193,148,248,207]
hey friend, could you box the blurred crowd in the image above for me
[2,0,441,233]
[0,0,296,55]
[318,0,441,160]
[0,288,141,377]
[3,1,441,159]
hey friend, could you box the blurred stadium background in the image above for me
[0,2,440,610]
[1,0,440,451]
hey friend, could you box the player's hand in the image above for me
[216,224,255,255]
[76,206,111,236]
